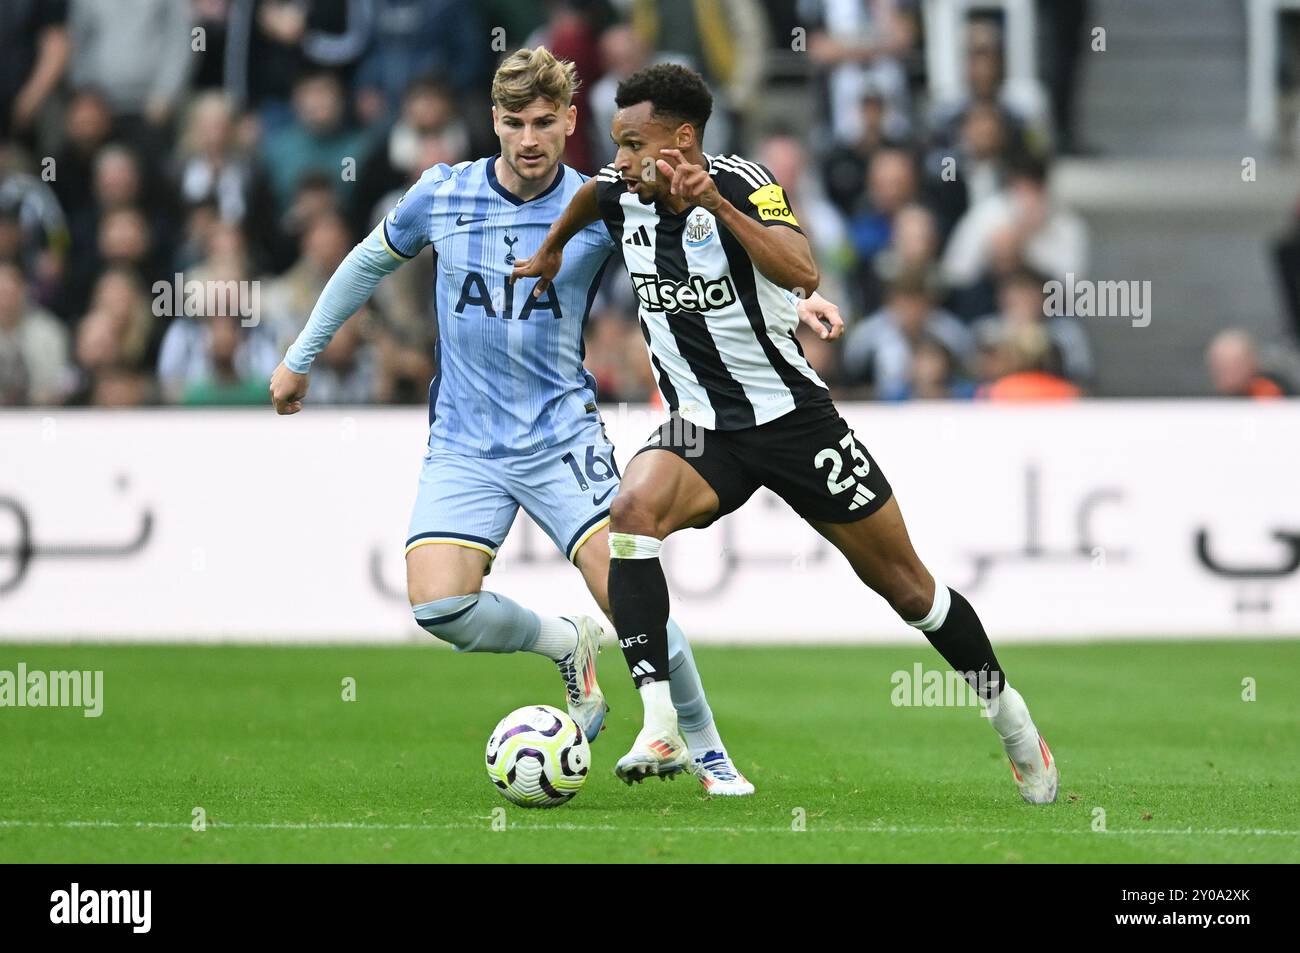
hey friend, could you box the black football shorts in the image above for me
[634,400,894,526]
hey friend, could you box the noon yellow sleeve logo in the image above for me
[747,184,799,226]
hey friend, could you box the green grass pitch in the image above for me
[2,640,1298,863]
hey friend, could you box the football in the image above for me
[485,705,590,807]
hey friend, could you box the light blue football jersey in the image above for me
[381,157,616,457]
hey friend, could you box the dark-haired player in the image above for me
[513,63,1057,802]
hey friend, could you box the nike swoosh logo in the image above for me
[456,214,488,226]
[592,486,617,507]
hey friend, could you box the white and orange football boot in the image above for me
[614,727,690,783]
[985,685,1058,803]
[556,615,608,743]
[1007,731,1058,804]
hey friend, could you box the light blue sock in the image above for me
[667,617,714,733]
[413,591,542,654]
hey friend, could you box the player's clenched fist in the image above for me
[269,362,309,414]
[509,245,564,298]
[656,148,721,211]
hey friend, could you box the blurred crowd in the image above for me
[0,0,1290,408]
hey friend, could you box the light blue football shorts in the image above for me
[405,418,620,569]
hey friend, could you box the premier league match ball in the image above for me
[485,705,590,807]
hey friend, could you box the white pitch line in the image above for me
[0,819,1298,838]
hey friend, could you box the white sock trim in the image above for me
[533,616,578,661]
[609,532,662,559]
[908,580,951,633]
[684,721,724,757]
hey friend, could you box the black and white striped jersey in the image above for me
[594,153,831,431]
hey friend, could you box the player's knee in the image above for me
[883,568,935,623]
[608,490,662,538]
[411,593,480,649]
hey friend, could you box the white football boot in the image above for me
[690,749,755,796]
[614,727,690,783]
[995,693,1058,804]
[556,615,608,742]
[1006,729,1058,804]
[984,685,1058,803]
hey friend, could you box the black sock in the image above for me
[609,554,671,689]
[919,588,1006,700]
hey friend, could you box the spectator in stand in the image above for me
[972,266,1093,388]
[0,261,71,405]
[260,70,375,215]
[65,144,175,316]
[978,323,1081,401]
[941,156,1088,320]
[804,0,915,146]
[157,309,279,404]
[175,199,224,275]
[353,0,488,126]
[84,268,156,370]
[95,209,161,299]
[191,0,236,91]
[627,0,770,153]
[589,25,652,168]
[821,87,895,217]
[179,313,279,405]
[1037,0,1093,156]
[856,201,941,317]
[841,269,974,400]
[0,0,70,145]
[174,91,279,270]
[924,100,1017,244]
[927,19,1049,159]
[72,269,157,406]
[1206,330,1293,399]
[267,170,342,273]
[67,0,194,151]
[48,87,115,269]
[0,146,69,314]
[848,146,918,313]
[156,220,278,403]
[906,336,976,400]
[224,0,375,130]
[350,76,469,235]
[260,209,355,355]
[74,308,154,406]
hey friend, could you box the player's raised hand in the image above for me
[796,291,845,340]
[509,245,564,298]
[656,149,721,211]
[269,362,309,414]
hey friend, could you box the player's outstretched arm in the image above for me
[658,149,819,295]
[510,177,602,298]
[271,223,406,414]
